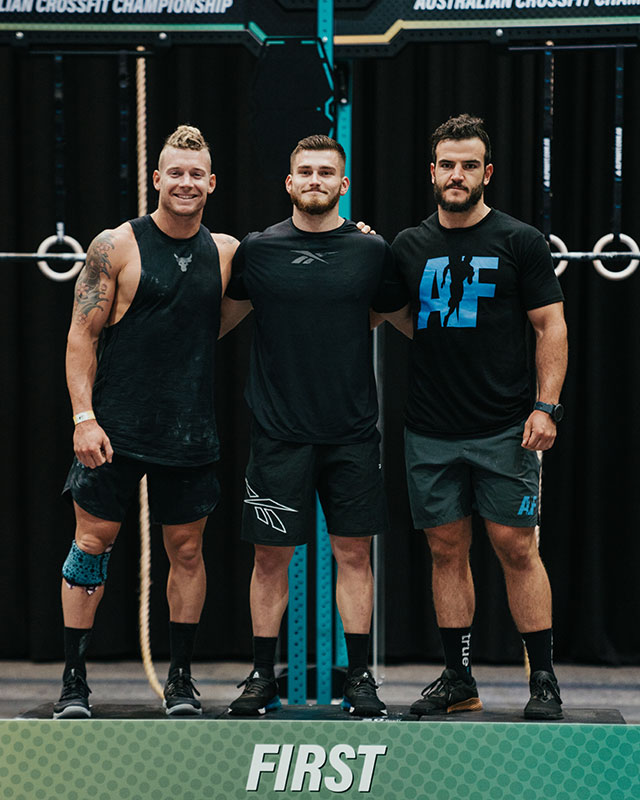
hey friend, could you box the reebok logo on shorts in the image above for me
[244,479,298,533]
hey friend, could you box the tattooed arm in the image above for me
[65,227,127,468]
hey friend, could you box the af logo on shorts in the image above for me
[518,495,538,515]
[244,479,298,533]
[418,255,498,328]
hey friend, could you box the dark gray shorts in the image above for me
[63,453,220,526]
[242,425,388,546]
[404,422,541,529]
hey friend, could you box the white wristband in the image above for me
[73,411,96,425]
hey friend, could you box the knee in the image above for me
[168,536,203,569]
[427,535,469,568]
[253,547,292,580]
[494,538,539,573]
[75,533,110,555]
[62,539,113,590]
[75,525,116,555]
[334,546,370,575]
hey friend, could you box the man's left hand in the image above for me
[521,410,557,451]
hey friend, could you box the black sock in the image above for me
[253,636,278,676]
[522,629,554,675]
[169,622,199,675]
[344,633,370,676]
[439,627,473,682]
[63,627,92,679]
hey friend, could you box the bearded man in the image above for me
[219,135,406,717]
[388,114,568,720]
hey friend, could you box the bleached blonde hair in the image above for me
[159,125,211,169]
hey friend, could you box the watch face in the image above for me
[553,404,564,422]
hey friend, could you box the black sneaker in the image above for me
[410,668,483,717]
[163,668,202,717]
[524,670,563,720]
[228,670,281,716]
[341,670,387,717]
[53,669,92,719]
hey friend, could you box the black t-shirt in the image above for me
[226,217,406,443]
[392,209,564,437]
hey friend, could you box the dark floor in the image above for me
[1,661,638,723]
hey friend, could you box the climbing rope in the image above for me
[134,49,163,700]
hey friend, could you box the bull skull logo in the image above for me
[174,253,192,272]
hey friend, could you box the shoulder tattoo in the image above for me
[73,232,115,322]
[218,233,239,247]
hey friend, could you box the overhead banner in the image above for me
[0,0,638,48]
[335,0,640,54]
[0,0,250,45]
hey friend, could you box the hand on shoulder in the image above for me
[356,220,377,236]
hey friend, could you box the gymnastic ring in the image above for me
[37,234,84,282]
[592,233,640,281]
[548,234,569,277]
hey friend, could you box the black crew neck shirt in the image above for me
[227,217,406,443]
[392,209,564,437]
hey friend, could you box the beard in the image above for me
[433,179,484,213]
[290,186,341,216]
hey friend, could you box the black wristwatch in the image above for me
[534,401,564,422]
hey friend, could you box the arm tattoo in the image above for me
[73,233,115,322]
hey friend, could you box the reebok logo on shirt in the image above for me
[290,250,338,265]
[418,255,498,329]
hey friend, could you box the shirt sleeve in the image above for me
[224,236,250,301]
[519,229,565,311]
[371,241,410,313]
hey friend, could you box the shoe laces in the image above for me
[60,668,91,700]
[530,672,562,704]
[348,671,378,696]
[166,668,200,698]
[236,671,274,695]
[421,673,455,699]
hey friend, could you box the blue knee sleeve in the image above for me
[62,540,112,588]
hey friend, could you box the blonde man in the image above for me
[55,125,238,718]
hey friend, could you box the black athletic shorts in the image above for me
[63,453,220,526]
[404,421,541,529]
[241,423,388,546]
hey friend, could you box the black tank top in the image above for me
[92,215,222,466]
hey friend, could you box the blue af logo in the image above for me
[417,255,498,329]
[518,495,538,516]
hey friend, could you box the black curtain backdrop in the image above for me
[1,38,638,666]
